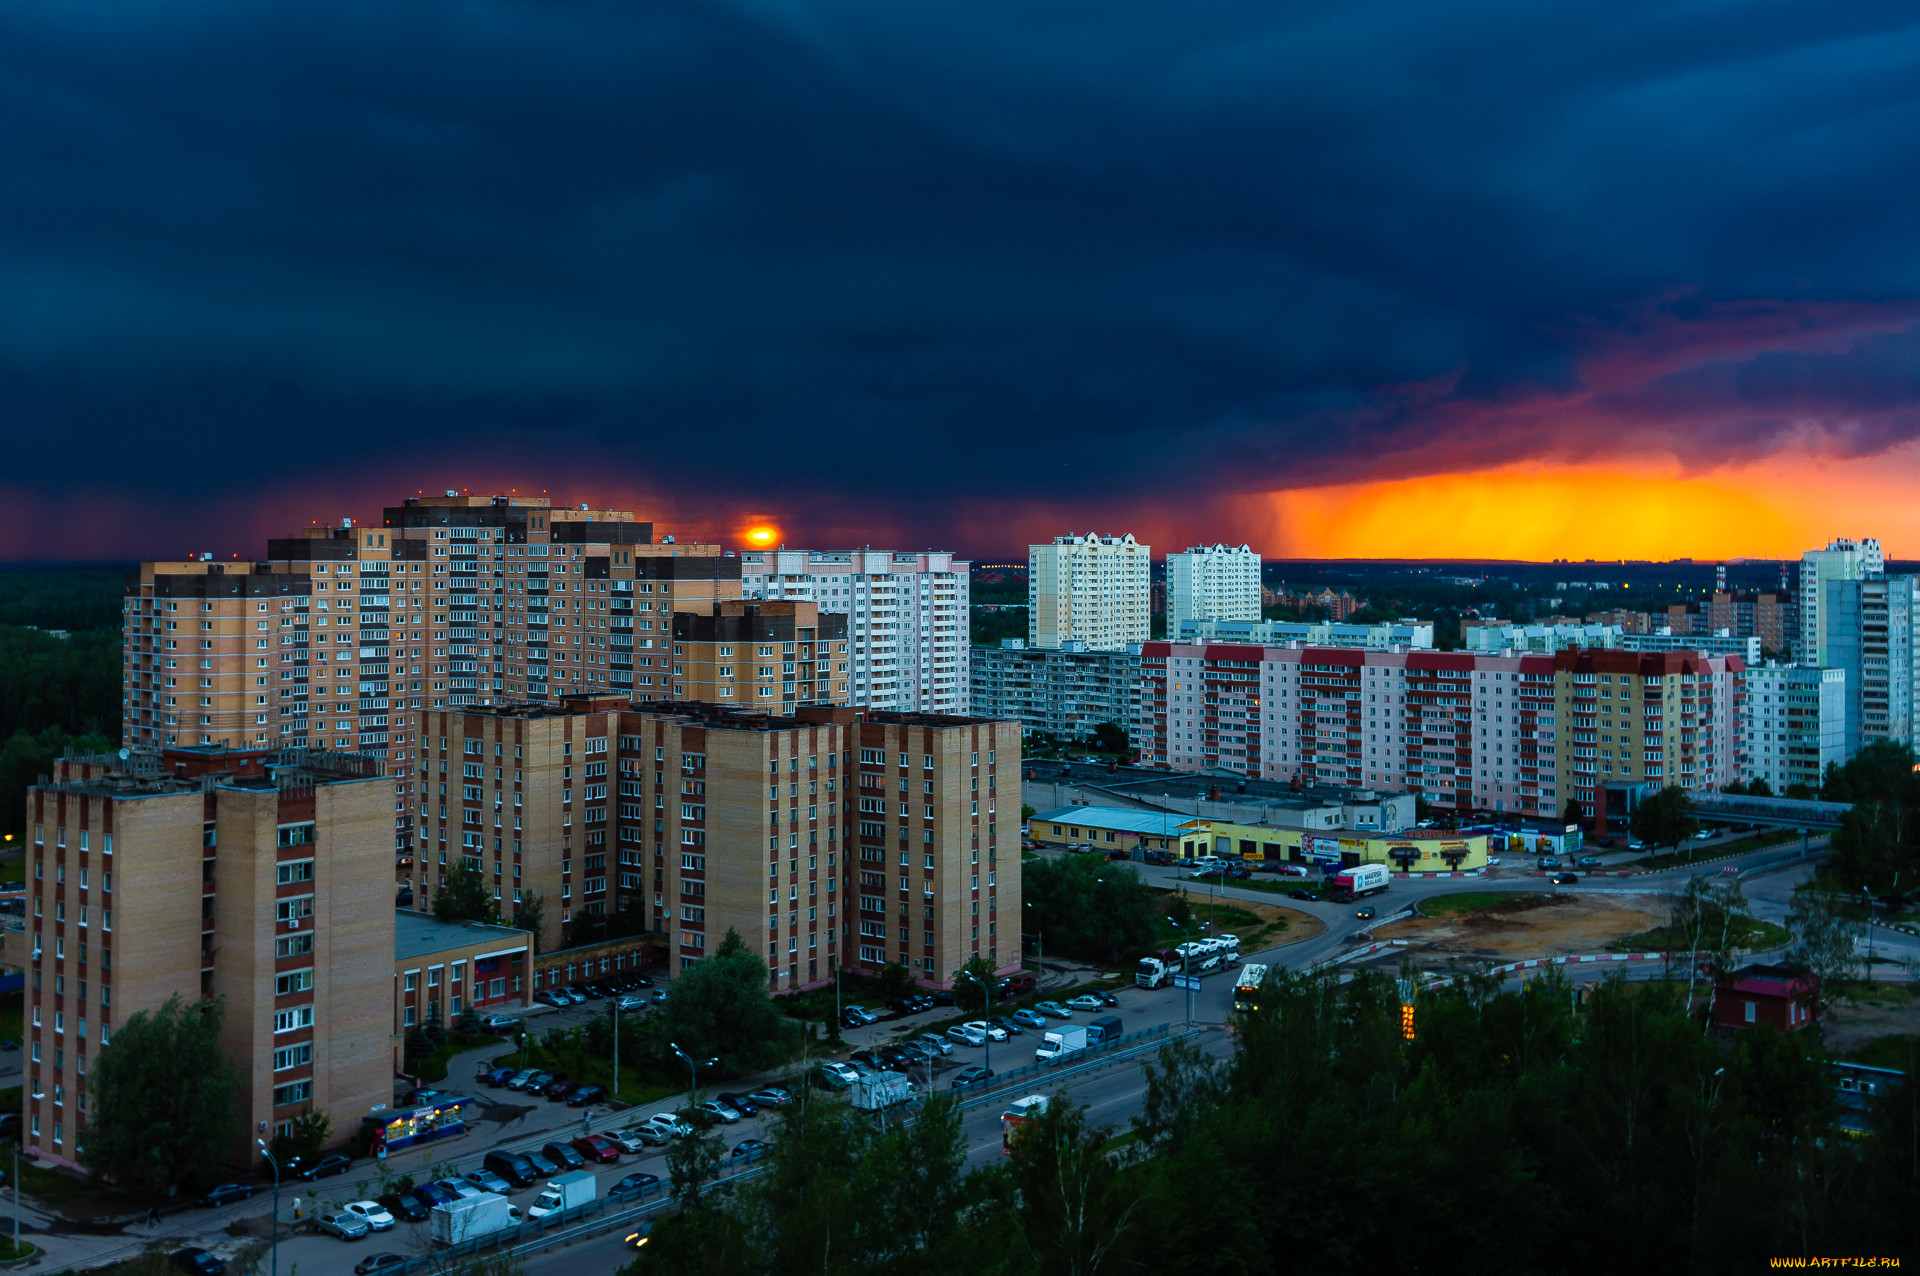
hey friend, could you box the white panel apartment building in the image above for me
[1166,544,1261,634]
[1799,537,1883,666]
[738,549,969,713]
[1028,533,1151,651]
[1745,663,1846,794]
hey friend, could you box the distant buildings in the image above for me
[736,549,970,713]
[1027,533,1151,651]
[1165,544,1261,634]
[1178,617,1434,648]
[970,641,1139,743]
[1823,574,1919,754]
[1744,663,1846,794]
[1799,537,1883,666]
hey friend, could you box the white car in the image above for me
[962,1019,1007,1042]
[343,1201,395,1231]
[1065,995,1105,1012]
[1694,829,1715,841]
[946,1024,987,1047]
[644,1113,693,1139]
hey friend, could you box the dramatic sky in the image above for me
[5,0,1920,562]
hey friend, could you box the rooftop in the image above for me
[395,911,533,962]
[1032,805,1196,838]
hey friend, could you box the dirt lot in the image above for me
[1374,893,1663,961]
[1821,984,1920,1060]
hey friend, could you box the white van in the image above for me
[1189,856,1226,877]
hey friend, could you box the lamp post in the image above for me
[256,1141,280,1276]
[1166,918,1193,1027]
[670,1042,716,1108]
[961,971,992,1076]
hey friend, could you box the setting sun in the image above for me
[743,523,780,547]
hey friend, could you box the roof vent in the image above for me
[579,503,589,511]
[445,489,459,498]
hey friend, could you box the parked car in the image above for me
[644,1113,694,1139]
[1537,857,1559,870]
[850,1049,885,1070]
[1355,905,1376,920]
[343,1200,396,1231]
[463,1169,512,1195]
[505,1069,538,1090]
[1065,995,1105,1012]
[1576,856,1603,868]
[887,997,921,1017]
[582,982,607,998]
[609,1127,657,1153]
[946,1024,988,1047]
[698,1100,743,1125]
[317,1212,371,1241]
[950,1066,995,1091]
[298,1154,353,1181]
[999,974,1038,997]
[518,1070,553,1094]
[545,1080,578,1102]
[986,1017,1024,1037]
[542,1141,588,1171]
[609,1172,662,1202]
[573,1134,622,1164]
[567,985,595,1001]
[171,1250,225,1276]
[202,1182,254,1207]
[1694,829,1716,841]
[963,1019,1008,1042]
[523,1150,563,1177]
[1034,1001,1074,1019]
[844,1058,879,1077]
[815,1062,857,1090]
[435,1179,482,1200]
[568,1085,608,1108]
[481,1015,522,1033]
[919,1033,956,1055]
[537,990,571,1008]
[931,989,956,1006]
[747,1086,793,1106]
[483,1151,539,1189]
[478,1066,516,1088]
[1288,889,1318,901]
[354,1254,409,1276]
[614,995,647,1012]
[717,1091,760,1117]
[1550,872,1580,885]
[729,1139,771,1163]
[411,1181,458,1209]
[1010,1009,1049,1030]
[377,1193,430,1224]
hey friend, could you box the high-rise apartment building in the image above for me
[416,697,1019,988]
[737,550,970,713]
[1028,533,1151,651]
[970,641,1140,743]
[1165,544,1261,635]
[1706,589,1798,655]
[1799,537,1883,665]
[1744,664,1846,795]
[667,601,849,714]
[23,744,394,1170]
[1824,575,1920,755]
[1554,649,1746,826]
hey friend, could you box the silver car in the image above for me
[318,1212,371,1241]
[918,1034,954,1056]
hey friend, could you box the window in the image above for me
[277,823,316,848]
[274,969,314,996]
[272,1043,313,1071]
[273,1080,314,1107]
[276,860,315,885]
[276,934,314,958]
[276,896,314,923]
[274,1006,315,1033]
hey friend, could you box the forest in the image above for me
[0,569,127,836]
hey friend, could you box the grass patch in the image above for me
[15,1158,98,1204]
[1419,892,1524,917]
[0,1237,37,1261]
[1623,830,1799,871]
[405,1030,510,1083]
[1845,1033,1920,1073]
[1185,873,1298,897]
[1610,917,1791,953]
[0,994,21,1045]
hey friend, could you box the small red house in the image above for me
[1714,964,1819,1032]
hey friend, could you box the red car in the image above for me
[572,1135,621,1164]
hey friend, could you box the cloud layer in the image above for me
[4,0,1920,559]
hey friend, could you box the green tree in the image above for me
[1009,1098,1137,1275]
[1092,722,1128,757]
[1668,876,1753,1015]
[1023,854,1157,963]
[512,891,546,954]
[1786,880,1865,1002]
[1166,887,1193,930]
[664,1130,727,1205]
[1631,785,1699,853]
[878,961,914,1001]
[434,860,498,923]
[83,994,245,1191]
[268,1106,332,1171]
[952,955,996,1016]
[657,928,790,1072]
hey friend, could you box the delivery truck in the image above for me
[430,1192,523,1246]
[1001,1095,1049,1155]
[1036,1026,1088,1063]
[851,1070,914,1111]
[1331,862,1390,902]
[527,1169,596,1219]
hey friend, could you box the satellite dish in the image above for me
[118,749,130,760]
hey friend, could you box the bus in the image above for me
[1232,964,1269,1013]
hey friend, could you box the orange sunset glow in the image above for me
[742,523,781,547]
[1259,446,1920,561]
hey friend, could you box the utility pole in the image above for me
[255,1141,280,1276]
[962,971,992,1076]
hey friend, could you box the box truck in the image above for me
[851,1070,914,1111]
[430,1192,522,1246]
[1036,1026,1088,1063]
[1331,863,1390,902]
[1001,1095,1049,1155]
[527,1170,596,1220]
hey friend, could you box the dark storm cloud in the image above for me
[4,0,1920,557]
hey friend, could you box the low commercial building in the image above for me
[393,912,533,1055]
[1027,805,1191,856]
[1713,964,1818,1032]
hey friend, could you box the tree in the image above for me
[1632,785,1699,854]
[1785,880,1865,1004]
[1668,877,1753,1015]
[1092,722,1128,757]
[268,1106,332,1171]
[878,961,914,1001]
[1166,887,1193,929]
[1009,1098,1138,1275]
[664,1130,728,1205]
[512,891,546,954]
[656,928,790,1072]
[1562,797,1584,824]
[952,955,996,1016]
[83,994,245,1191]
[1023,854,1157,963]
[434,860,497,924]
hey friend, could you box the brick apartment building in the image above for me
[22,745,395,1170]
[417,697,1020,990]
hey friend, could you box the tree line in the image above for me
[631,967,1918,1275]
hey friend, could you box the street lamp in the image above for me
[961,970,992,1076]
[256,1141,280,1276]
[670,1042,716,1108]
[1166,917,1194,1027]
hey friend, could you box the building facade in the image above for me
[736,549,970,713]
[1178,618,1434,648]
[969,641,1140,743]
[1165,544,1261,635]
[1744,664,1847,795]
[1799,537,1883,665]
[414,697,1020,990]
[1028,533,1151,651]
[24,745,394,1170]
[1553,649,1746,822]
[667,601,850,714]
[1823,575,1919,755]
[1139,643,1565,819]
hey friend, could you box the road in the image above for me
[54,826,1890,1276]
